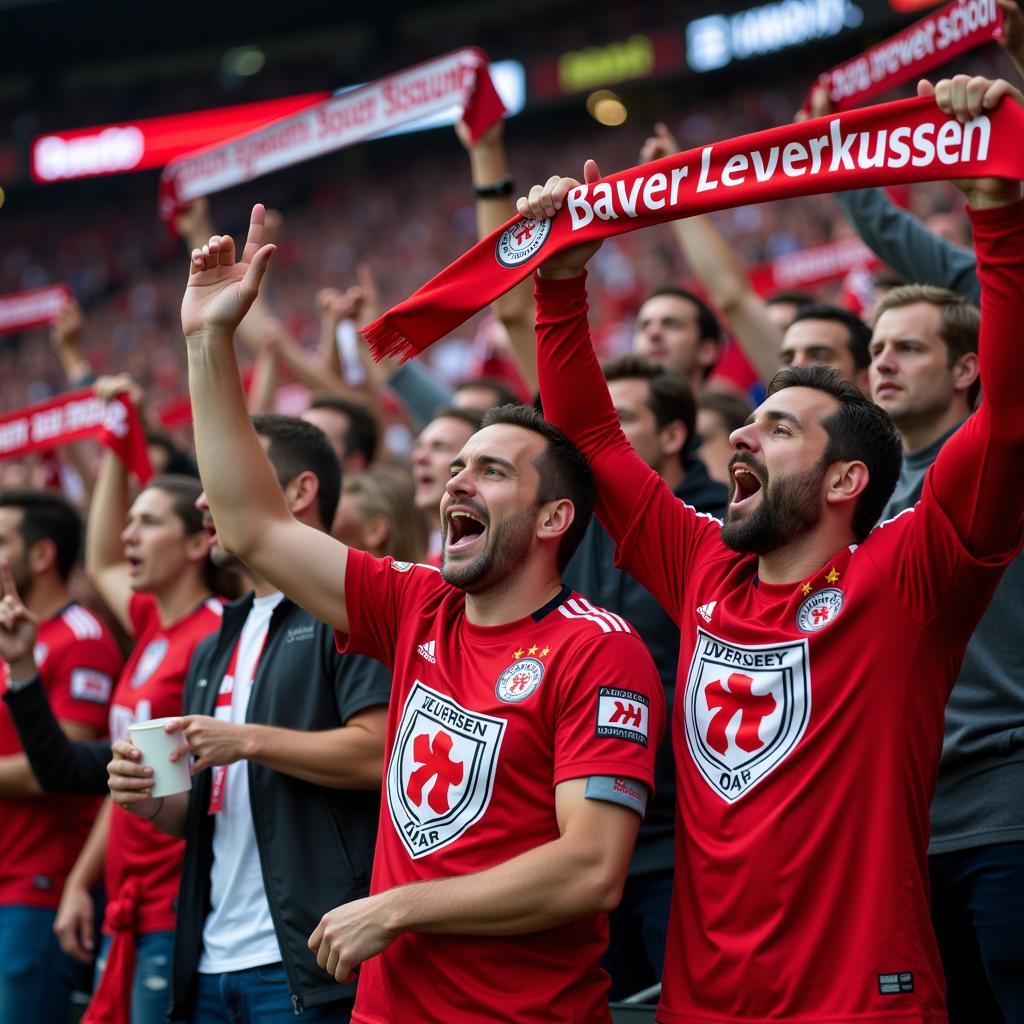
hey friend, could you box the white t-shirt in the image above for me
[199,592,284,974]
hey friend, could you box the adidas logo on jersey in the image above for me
[417,640,437,664]
[696,601,717,623]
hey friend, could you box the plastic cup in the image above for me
[127,717,192,798]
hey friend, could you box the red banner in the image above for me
[0,285,71,337]
[160,48,505,222]
[746,238,883,294]
[810,0,1004,111]
[0,389,152,482]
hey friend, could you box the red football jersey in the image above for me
[533,201,1024,1024]
[338,549,664,1024]
[104,593,222,935]
[0,604,122,909]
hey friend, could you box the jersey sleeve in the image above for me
[46,635,122,733]
[535,273,726,623]
[870,200,1024,638]
[336,549,448,668]
[331,649,392,723]
[551,631,665,795]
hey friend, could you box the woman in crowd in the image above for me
[332,470,427,563]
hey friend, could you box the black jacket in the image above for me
[170,593,390,1019]
[562,457,727,875]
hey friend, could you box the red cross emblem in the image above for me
[406,730,464,814]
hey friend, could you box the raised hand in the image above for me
[640,122,679,163]
[919,76,1024,207]
[517,160,604,278]
[181,203,276,339]
[0,559,38,681]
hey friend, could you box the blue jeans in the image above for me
[930,842,1024,1024]
[96,930,175,1024]
[194,963,352,1023]
[602,869,673,1002]
[0,904,92,1024]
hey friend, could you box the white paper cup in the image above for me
[128,717,192,798]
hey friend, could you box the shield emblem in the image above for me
[387,682,506,859]
[683,628,811,803]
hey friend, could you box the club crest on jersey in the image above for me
[387,682,506,859]
[132,638,168,687]
[33,643,48,668]
[683,628,811,803]
[796,587,844,633]
[495,657,544,703]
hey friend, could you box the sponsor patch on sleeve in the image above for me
[70,668,113,705]
[595,686,650,746]
[585,775,649,817]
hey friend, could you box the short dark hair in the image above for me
[603,353,696,466]
[788,303,873,370]
[642,287,722,346]
[873,284,981,407]
[431,406,486,433]
[479,404,596,572]
[453,377,521,411]
[308,394,379,466]
[145,475,241,599]
[0,489,82,582]
[698,390,753,437]
[767,290,816,310]
[767,365,902,541]
[251,413,342,530]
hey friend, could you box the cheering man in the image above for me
[523,75,1024,1024]
[180,209,665,1023]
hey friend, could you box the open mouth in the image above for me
[729,464,764,510]
[445,508,487,553]
[126,555,143,575]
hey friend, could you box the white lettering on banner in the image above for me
[168,50,499,205]
[0,287,68,332]
[567,114,991,230]
[825,0,998,104]
[33,127,145,182]
[0,419,30,453]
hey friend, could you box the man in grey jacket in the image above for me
[869,284,1024,1022]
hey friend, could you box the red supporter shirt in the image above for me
[104,592,222,935]
[0,604,122,910]
[534,201,1024,1024]
[338,549,664,1024]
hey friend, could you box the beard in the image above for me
[721,459,824,555]
[441,504,538,593]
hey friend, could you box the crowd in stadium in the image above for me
[3,1,1024,1023]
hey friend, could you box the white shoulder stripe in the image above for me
[558,604,612,633]
[62,605,101,640]
[572,596,632,634]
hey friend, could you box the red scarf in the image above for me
[363,95,1024,363]
[810,0,1005,112]
[81,877,141,1024]
[0,388,152,482]
[0,284,70,337]
[160,48,505,224]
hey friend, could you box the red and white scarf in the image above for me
[809,0,1005,111]
[160,48,505,222]
[0,388,152,482]
[362,95,1024,363]
[0,284,70,337]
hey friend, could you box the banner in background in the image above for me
[0,389,152,482]
[160,48,505,221]
[0,284,71,336]
[809,0,1004,110]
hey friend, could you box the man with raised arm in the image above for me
[525,76,1024,1024]
[181,211,665,1023]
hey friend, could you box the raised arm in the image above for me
[457,117,538,392]
[923,77,1024,554]
[181,205,351,633]
[641,122,783,384]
